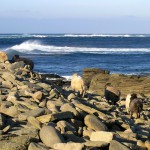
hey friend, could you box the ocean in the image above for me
[1,34,150,77]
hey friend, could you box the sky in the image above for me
[0,0,150,34]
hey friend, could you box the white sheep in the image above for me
[125,93,137,113]
[71,73,86,97]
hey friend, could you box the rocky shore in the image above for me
[0,52,150,150]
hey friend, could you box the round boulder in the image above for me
[39,125,65,148]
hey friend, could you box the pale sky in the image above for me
[0,0,150,34]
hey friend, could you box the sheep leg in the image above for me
[130,111,133,119]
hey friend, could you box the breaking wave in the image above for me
[5,40,150,55]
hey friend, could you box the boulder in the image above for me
[89,72,150,98]
[82,68,109,88]
[39,125,65,148]
[0,51,8,63]
[84,114,108,131]
[90,131,114,143]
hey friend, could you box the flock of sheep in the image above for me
[71,73,143,119]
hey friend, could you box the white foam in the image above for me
[64,34,147,38]
[5,40,150,54]
[62,76,72,80]
[32,35,48,38]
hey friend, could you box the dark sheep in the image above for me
[10,55,34,70]
[104,83,120,105]
[129,97,143,119]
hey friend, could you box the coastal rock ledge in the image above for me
[83,68,150,98]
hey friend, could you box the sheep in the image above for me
[71,73,86,97]
[125,93,137,113]
[129,97,143,119]
[104,83,120,105]
[10,55,34,70]
[125,93,143,118]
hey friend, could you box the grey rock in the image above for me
[84,114,108,131]
[109,140,131,150]
[39,125,65,148]
[28,142,49,150]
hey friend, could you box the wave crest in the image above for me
[5,40,150,55]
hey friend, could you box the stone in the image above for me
[57,120,76,134]
[0,52,8,63]
[84,141,109,148]
[145,140,150,150]
[2,72,16,84]
[49,89,59,99]
[89,72,150,98]
[6,91,18,103]
[83,129,93,138]
[27,116,42,130]
[32,91,43,102]
[10,61,25,70]
[67,93,76,101]
[39,125,65,148]
[28,142,49,150]
[73,101,108,120]
[54,143,84,150]
[0,141,27,150]
[39,99,46,107]
[37,82,52,91]
[109,140,131,150]
[63,133,86,143]
[0,113,6,129]
[90,131,114,143]
[137,140,147,150]
[46,100,60,112]
[18,108,45,121]
[82,68,109,88]
[84,114,108,131]
[36,114,52,123]
[2,80,13,88]
[1,105,19,117]
[60,103,79,117]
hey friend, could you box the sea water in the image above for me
[1,34,150,77]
